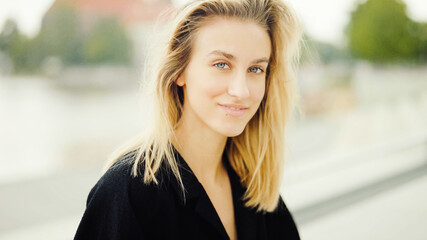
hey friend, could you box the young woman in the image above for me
[74,0,302,239]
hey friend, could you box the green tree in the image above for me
[0,19,35,72]
[415,22,427,61]
[0,2,133,74]
[83,17,132,64]
[0,19,17,52]
[300,34,352,65]
[37,1,83,65]
[346,0,418,63]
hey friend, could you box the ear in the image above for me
[175,74,185,87]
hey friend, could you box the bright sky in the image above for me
[0,0,426,45]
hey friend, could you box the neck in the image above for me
[172,118,228,185]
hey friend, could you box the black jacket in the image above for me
[74,149,300,240]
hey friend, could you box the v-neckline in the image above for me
[168,145,259,240]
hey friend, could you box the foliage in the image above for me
[346,0,427,63]
[414,22,427,61]
[0,2,132,74]
[314,41,352,64]
[300,34,352,65]
[0,19,38,72]
[346,0,415,62]
[37,2,83,64]
[83,18,131,64]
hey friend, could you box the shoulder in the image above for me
[75,151,176,239]
[75,151,147,239]
[87,150,171,207]
[86,151,136,204]
[264,195,300,239]
[94,150,177,209]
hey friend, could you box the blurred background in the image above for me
[0,0,426,239]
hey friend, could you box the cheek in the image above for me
[188,72,228,99]
[204,84,226,98]
[185,80,225,110]
[250,81,266,103]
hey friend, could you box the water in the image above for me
[0,76,142,183]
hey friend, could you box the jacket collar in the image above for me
[169,146,228,238]
[168,146,258,240]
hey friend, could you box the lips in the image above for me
[218,104,248,117]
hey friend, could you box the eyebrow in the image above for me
[208,50,270,64]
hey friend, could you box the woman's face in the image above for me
[176,16,271,137]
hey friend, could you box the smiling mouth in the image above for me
[218,104,248,117]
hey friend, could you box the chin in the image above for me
[217,125,246,137]
[227,132,244,137]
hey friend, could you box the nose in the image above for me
[227,72,250,100]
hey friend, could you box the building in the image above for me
[43,0,175,65]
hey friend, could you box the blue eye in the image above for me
[214,62,230,69]
[249,67,263,73]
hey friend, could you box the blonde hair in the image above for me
[105,0,302,212]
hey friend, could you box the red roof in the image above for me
[77,0,174,24]
[49,0,175,27]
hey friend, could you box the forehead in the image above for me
[191,16,271,61]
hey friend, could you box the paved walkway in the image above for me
[0,163,426,239]
[299,173,427,240]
